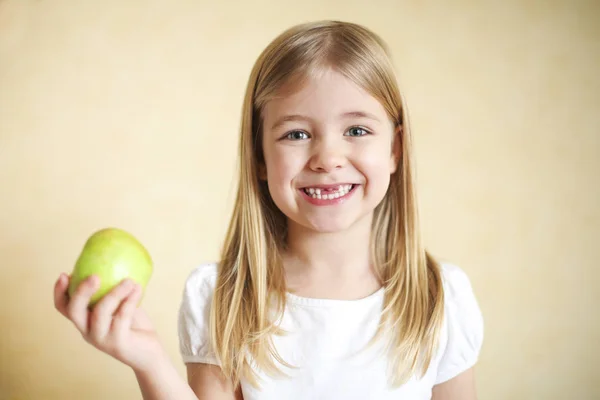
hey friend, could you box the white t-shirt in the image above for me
[178,262,484,400]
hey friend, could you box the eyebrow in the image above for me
[269,111,381,131]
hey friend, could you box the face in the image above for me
[261,69,400,234]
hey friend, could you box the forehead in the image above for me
[262,69,389,126]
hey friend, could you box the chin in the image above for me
[298,216,363,234]
[309,223,351,234]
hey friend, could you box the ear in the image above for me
[389,125,402,174]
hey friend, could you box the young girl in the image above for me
[54,20,484,400]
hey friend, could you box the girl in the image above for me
[54,20,484,400]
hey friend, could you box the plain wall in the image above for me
[1,0,598,399]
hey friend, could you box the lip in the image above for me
[299,184,359,206]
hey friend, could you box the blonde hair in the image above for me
[210,20,445,388]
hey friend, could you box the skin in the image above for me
[261,70,399,235]
[53,274,199,399]
[52,68,477,400]
[261,68,400,301]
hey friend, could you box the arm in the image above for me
[134,359,199,400]
[53,273,199,400]
[186,363,243,400]
[432,264,484,400]
[432,367,477,400]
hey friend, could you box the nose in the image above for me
[308,137,347,172]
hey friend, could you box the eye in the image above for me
[285,130,310,140]
[345,126,370,137]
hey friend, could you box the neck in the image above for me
[283,213,381,299]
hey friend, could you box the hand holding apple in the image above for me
[54,228,167,373]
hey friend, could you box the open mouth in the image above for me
[301,184,358,200]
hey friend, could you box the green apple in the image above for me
[68,227,153,307]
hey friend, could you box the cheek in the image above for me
[360,141,393,168]
[357,143,393,188]
[265,150,303,182]
[264,151,305,205]
[266,154,290,183]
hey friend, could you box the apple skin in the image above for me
[68,228,153,307]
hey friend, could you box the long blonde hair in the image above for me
[210,20,445,388]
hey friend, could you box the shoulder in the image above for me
[181,262,218,297]
[178,261,219,323]
[439,262,479,301]
[177,262,220,365]
[434,262,484,384]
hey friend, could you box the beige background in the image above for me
[1,0,598,399]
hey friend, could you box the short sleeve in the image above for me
[177,263,220,365]
[435,263,484,384]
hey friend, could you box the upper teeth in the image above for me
[304,185,353,199]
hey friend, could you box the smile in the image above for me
[299,184,358,205]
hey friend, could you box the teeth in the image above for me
[303,184,354,199]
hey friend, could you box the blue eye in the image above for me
[285,130,309,140]
[345,127,370,137]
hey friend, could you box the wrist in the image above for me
[133,354,197,400]
[133,349,174,378]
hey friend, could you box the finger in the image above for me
[112,283,143,337]
[53,273,70,317]
[89,279,134,342]
[66,275,99,334]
